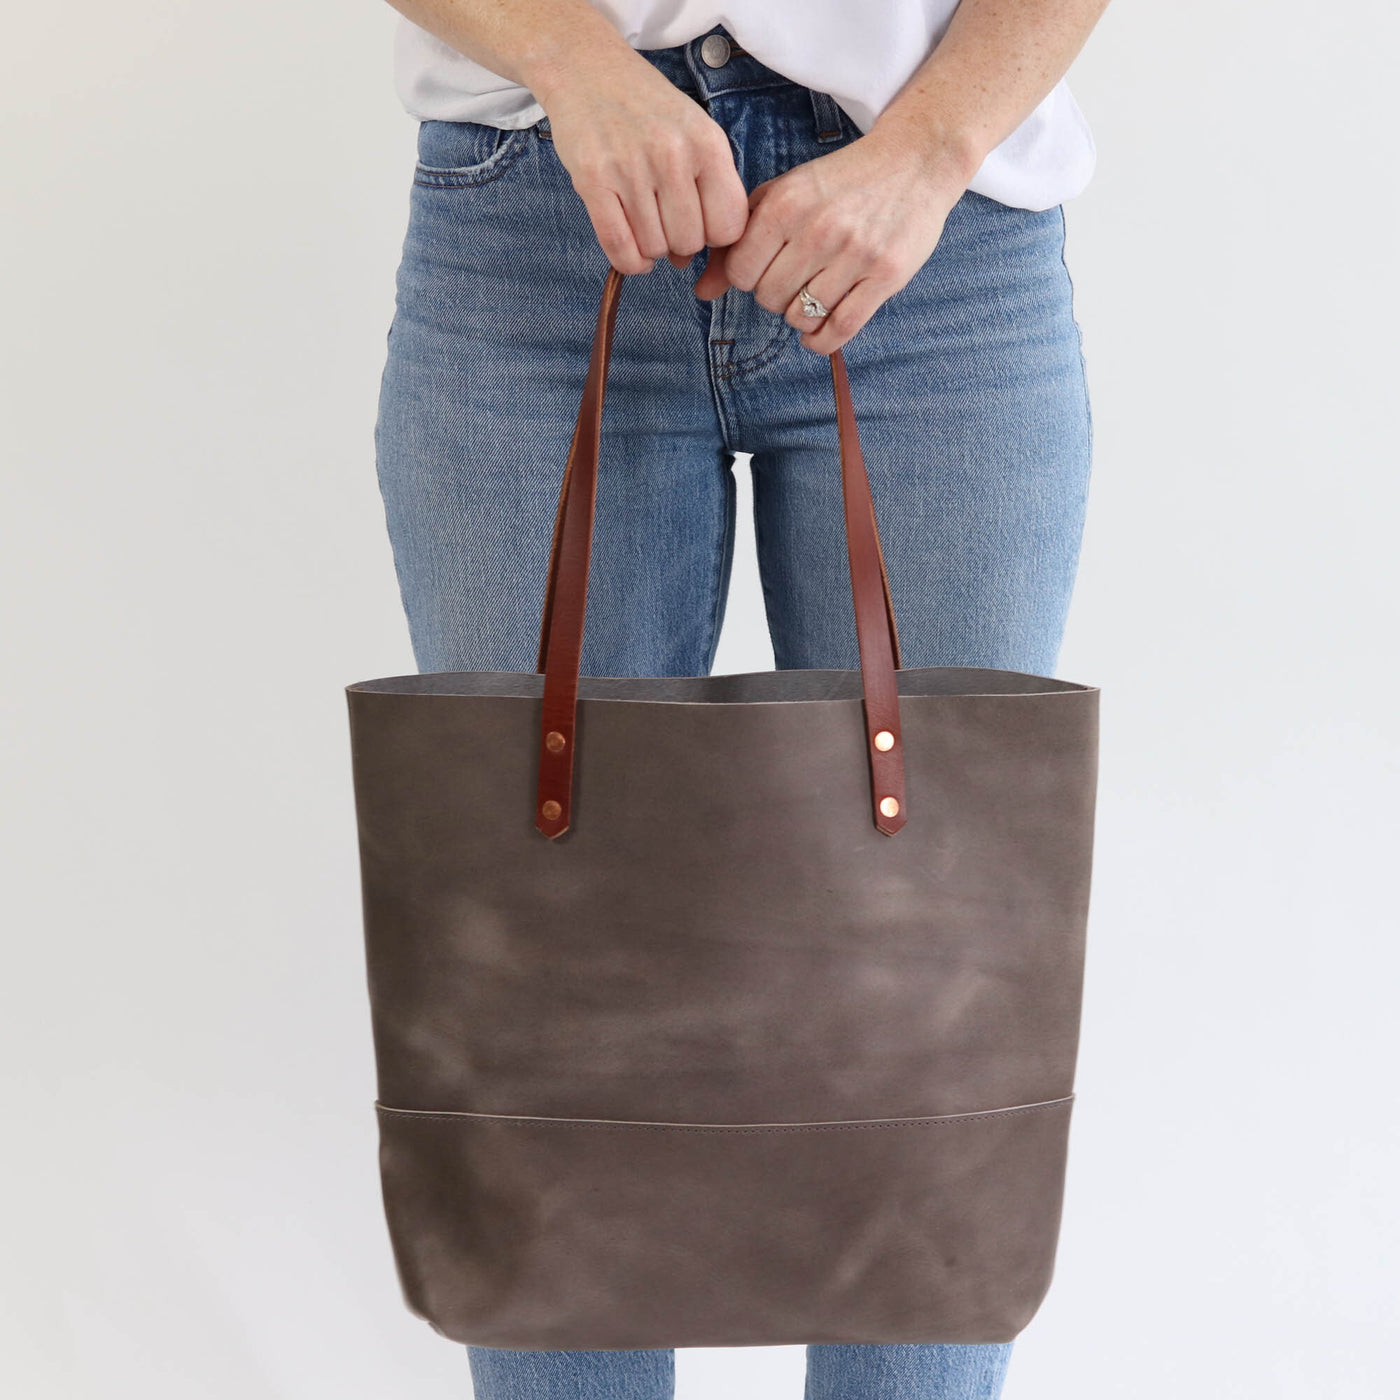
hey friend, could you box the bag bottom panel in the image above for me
[375,1095,1074,1349]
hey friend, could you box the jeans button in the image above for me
[699,34,732,68]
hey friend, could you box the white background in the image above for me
[3,3,1397,1397]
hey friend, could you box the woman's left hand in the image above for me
[692,127,976,355]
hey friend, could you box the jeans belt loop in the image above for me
[808,88,845,143]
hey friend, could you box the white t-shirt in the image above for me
[393,2,1096,212]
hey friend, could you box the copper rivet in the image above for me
[545,730,566,754]
[873,729,895,751]
[879,796,900,818]
[541,799,562,821]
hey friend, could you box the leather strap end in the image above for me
[871,767,907,837]
[535,742,573,838]
[831,347,909,837]
[866,713,907,836]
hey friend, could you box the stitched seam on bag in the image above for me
[375,1095,1073,1134]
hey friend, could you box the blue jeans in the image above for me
[373,23,1091,1399]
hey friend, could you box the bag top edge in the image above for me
[345,665,1098,704]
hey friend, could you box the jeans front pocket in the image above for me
[414,118,532,188]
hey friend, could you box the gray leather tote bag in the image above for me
[346,267,1099,1350]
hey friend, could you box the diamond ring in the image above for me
[798,284,829,319]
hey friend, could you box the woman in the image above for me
[373,1,1110,1395]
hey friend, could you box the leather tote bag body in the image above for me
[346,268,1099,1351]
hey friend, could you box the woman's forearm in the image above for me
[868,0,1113,185]
[382,0,635,107]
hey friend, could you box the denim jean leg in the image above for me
[735,186,1092,679]
[373,118,734,680]
[805,1342,1016,1400]
[469,1347,676,1400]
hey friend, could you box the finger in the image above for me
[622,183,671,264]
[782,263,858,333]
[752,236,834,317]
[656,176,706,264]
[693,244,735,299]
[695,154,749,249]
[583,189,653,275]
[797,276,887,355]
[719,180,789,293]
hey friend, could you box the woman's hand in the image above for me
[535,53,750,276]
[694,128,977,355]
[686,0,1115,357]
[386,0,750,273]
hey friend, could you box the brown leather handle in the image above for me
[534,266,906,839]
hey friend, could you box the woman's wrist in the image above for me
[516,16,643,112]
[863,101,987,194]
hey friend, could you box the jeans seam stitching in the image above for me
[715,324,793,379]
[413,131,529,188]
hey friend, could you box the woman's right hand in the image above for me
[531,51,750,275]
